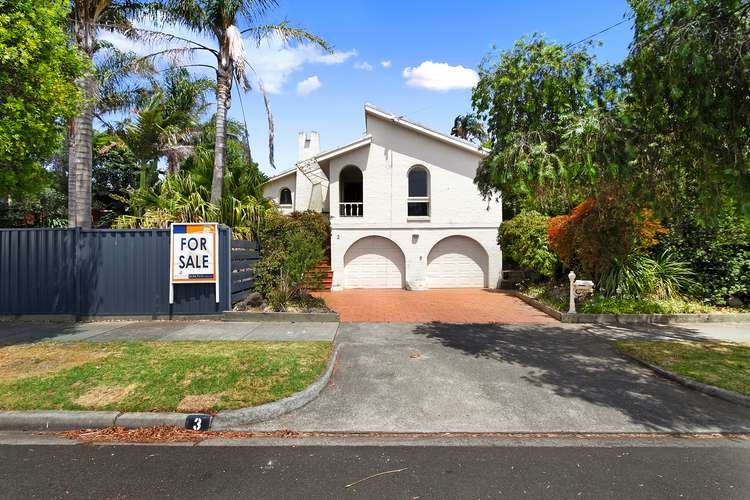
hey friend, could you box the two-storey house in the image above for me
[262,105,503,290]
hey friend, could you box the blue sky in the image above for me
[104,0,634,175]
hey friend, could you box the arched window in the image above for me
[407,166,430,218]
[339,165,363,217]
[279,188,292,206]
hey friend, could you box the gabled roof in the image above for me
[364,104,489,157]
[312,135,372,163]
[262,166,297,185]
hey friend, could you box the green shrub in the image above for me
[662,200,750,305]
[598,251,695,299]
[254,210,329,310]
[498,210,558,277]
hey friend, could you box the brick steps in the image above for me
[305,260,332,291]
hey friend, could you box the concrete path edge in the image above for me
[223,311,339,323]
[619,351,750,408]
[0,348,339,432]
[210,348,338,430]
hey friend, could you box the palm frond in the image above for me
[242,22,333,53]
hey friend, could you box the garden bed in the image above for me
[521,282,748,316]
[0,341,332,412]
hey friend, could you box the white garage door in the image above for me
[427,236,487,288]
[344,237,405,288]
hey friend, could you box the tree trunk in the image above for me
[68,73,96,228]
[211,71,230,205]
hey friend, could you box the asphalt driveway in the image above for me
[247,322,750,433]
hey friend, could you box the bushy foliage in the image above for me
[547,198,668,280]
[662,198,750,305]
[579,296,714,315]
[0,0,85,198]
[498,211,558,277]
[254,211,329,310]
[0,187,67,227]
[471,35,620,216]
[626,0,750,213]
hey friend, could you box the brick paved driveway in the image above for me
[314,288,558,323]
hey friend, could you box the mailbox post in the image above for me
[568,271,594,314]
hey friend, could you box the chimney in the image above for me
[298,131,320,162]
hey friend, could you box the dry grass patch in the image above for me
[74,384,138,409]
[0,341,332,412]
[176,394,223,412]
[0,343,110,382]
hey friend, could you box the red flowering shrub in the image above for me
[547,198,668,279]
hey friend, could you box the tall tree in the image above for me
[625,0,750,214]
[471,36,619,215]
[0,0,83,199]
[67,0,158,228]
[163,0,330,204]
[117,67,213,178]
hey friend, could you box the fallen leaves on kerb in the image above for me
[59,426,300,443]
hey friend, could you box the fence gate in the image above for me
[230,239,260,306]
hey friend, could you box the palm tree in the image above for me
[451,114,486,142]
[67,0,158,228]
[162,0,331,204]
[117,67,213,179]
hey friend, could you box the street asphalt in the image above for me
[0,439,748,499]
[246,322,750,434]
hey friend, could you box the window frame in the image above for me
[407,166,430,220]
[279,187,293,207]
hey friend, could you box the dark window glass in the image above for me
[408,202,430,217]
[408,168,428,197]
[280,188,292,205]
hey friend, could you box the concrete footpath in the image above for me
[0,320,338,345]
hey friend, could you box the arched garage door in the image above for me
[427,236,487,288]
[344,236,405,288]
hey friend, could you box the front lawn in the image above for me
[0,341,332,412]
[615,340,750,396]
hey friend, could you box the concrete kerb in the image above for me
[223,311,340,323]
[211,348,338,430]
[508,291,750,324]
[0,347,339,432]
[618,351,750,409]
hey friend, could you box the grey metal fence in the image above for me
[230,239,260,305]
[0,227,232,318]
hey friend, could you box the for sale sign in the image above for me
[169,223,220,303]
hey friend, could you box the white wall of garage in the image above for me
[332,227,500,290]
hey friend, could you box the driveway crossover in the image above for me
[245,322,750,434]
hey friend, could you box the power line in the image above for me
[564,16,633,49]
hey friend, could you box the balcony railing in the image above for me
[339,202,363,217]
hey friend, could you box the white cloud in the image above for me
[296,75,321,96]
[315,49,357,64]
[98,17,357,94]
[354,61,374,71]
[380,60,392,68]
[402,61,479,91]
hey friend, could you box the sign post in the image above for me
[170,223,220,304]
